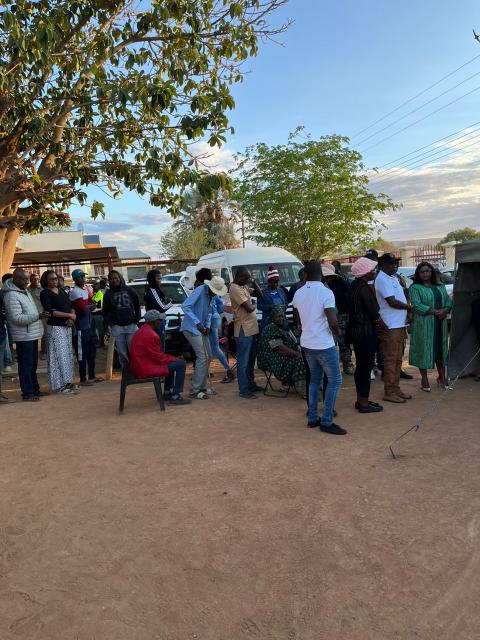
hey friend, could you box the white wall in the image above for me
[17,230,85,251]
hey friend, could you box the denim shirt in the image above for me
[181,285,213,336]
[257,286,288,329]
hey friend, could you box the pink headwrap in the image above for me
[351,257,378,278]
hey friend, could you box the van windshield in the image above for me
[232,262,303,287]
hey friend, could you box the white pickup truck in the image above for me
[128,280,191,356]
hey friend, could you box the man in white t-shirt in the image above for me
[375,253,413,403]
[293,261,346,435]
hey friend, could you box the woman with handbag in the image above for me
[348,257,388,413]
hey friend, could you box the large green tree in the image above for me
[440,227,480,244]
[234,129,399,260]
[0,0,287,272]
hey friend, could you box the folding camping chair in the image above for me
[260,369,295,397]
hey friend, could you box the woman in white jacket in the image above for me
[2,269,49,401]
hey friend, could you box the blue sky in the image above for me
[74,0,480,256]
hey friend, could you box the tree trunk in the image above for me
[0,227,20,275]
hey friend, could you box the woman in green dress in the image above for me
[257,306,306,395]
[409,261,453,391]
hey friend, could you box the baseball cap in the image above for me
[71,269,87,279]
[378,252,397,266]
[144,309,163,323]
[364,249,379,260]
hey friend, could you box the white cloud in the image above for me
[369,144,480,240]
[188,141,236,173]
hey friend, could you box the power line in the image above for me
[351,52,480,140]
[370,134,480,188]
[372,120,480,169]
[355,69,480,148]
[360,83,480,154]
[369,126,480,181]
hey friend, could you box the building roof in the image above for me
[117,249,151,260]
[12,247,119,268]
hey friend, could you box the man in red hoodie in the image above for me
[129,309,191,405]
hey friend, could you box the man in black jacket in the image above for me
[103,270,141,366]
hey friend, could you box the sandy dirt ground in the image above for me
[1,357,480,640]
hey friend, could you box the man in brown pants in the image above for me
[374,253,413,403]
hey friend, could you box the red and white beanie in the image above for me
[267,265,280,283]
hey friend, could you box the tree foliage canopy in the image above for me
[234,129,399,260]
[159,185,239,258]
[440,227,480,244]
[0,0,286,269]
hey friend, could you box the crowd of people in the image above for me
[0,253,453,434]
[175,253,453,436]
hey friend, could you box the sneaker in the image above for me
[57,386,78,395]
[320,423,347,435]
[400,370,413,380]
[356,403,383,413]
[80,380,94,387]
[239,392,258,399]
[0,394,15,403]
[170,396,192,406]
[249,384,264,393]
[204,388,217,396]
[3,366,12,373]
[370,370,376,380]
[189,391,209,400]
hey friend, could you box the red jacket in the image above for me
[129,323,177,378]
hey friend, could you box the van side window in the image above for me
[221,268,230,286]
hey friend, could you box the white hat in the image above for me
[321,264,338,278]
[204,276,228,297]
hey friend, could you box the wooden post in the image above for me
[105,335,116,380]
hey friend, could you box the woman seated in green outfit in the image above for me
[257,305,306,396]
[409,261,453,391]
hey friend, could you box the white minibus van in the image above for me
[195,247,303,328]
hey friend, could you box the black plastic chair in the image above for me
[119,364,165,414]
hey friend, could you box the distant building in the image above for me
[116,250,152,281]
[13,230,155,282]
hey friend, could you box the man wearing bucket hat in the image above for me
[181,275,226,400]
[129,309,190,405]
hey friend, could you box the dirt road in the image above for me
[0,366,479,639]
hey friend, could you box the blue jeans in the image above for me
[164,359,186,396]
[209,317,229,371]
[154,320,166,351]
[73,327,97,382]
[235,328,257,395]
[111,323,138,366]
[183,331,212,394]
[304,346,342,426]
[16,340,40,399]
[3,328,13,366]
